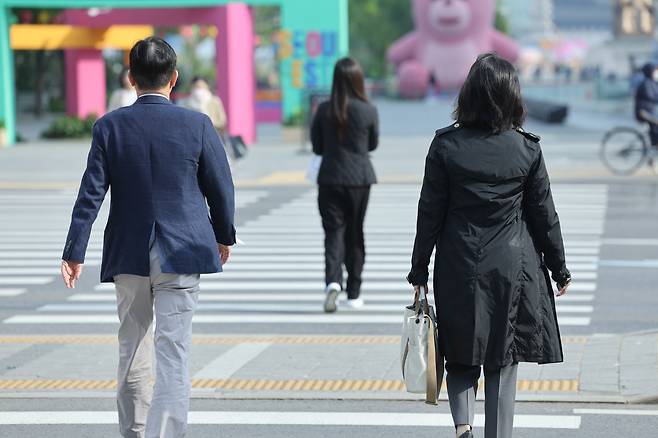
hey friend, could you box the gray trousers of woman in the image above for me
[446,362,519,438]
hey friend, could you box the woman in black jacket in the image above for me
[311,57,379,313]
[407,54,571,438]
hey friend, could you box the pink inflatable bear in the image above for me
[387,0,519,98]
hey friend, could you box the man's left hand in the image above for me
[61,260,83,289]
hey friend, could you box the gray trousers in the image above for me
[114,240,200,438]
[446,362,519,438]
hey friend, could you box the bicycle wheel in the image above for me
[600,127,648,175]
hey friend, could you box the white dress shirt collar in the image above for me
[137,93,170,100]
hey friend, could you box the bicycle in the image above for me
[600,126,658,175]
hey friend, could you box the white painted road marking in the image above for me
[598,259,658,268]
[574,409,658,416]
[67,293,596,303]
[93,280,599,292]
[3,314,592,326]
[0,289,26,297]
[193,343,271,379]
[38,303,594,314]
[0,411,582,428]
[0,277,53,286]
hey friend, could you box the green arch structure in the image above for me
[0,0,349,146]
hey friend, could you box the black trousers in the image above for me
[318,185,371,299]
[649,124,658,147]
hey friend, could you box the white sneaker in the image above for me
[323,282,342,313]
[342,298,365,309]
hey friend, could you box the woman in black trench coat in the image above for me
[407,54,572,438]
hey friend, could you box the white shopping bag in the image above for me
[400,286,444,404]
[306,155,322,183]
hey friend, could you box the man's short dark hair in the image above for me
[129,37,177,90]
[453,53,526,134]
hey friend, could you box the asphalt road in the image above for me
[1,98,657,437]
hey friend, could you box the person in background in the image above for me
[108,67,137,112]
[310,57,379,313]
[184,76,227,136]
[634,62,658,172]
[407,54,571,438]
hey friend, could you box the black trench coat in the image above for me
[407,125,571,367]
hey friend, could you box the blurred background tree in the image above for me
[349,0,413,79]
[495,7,511,35]
[12,8,65,117]
[255,6,280,45]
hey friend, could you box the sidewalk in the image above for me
[0,331,655,403]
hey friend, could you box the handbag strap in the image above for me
[414,286,430,316]
[425,315,438,405]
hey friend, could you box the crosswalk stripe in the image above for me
[0,244,102,251]
[0,263,599,274]
[232,227,606,234]
[0,252,603,266]
[0,244,603,258]
[0,289,26,297]
[0,277,53,286]
[207,257,604,270]
[0,184,607,330]
[93,280,598,292]
[0,248,600,262]
[38,303,594,314]
[231,237,603,246]
[2,314,592,326]
[67,293,596,303]
[0,411,582,428]
[0,251,102,258]
[253,214,605,221]
[573,409,658,416]
[601,238,658,246]
[215,270,597,280]
[0,260,100,267]
[199,270,598,280]
[0,268,61,275]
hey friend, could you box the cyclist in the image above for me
[634,62,658,172]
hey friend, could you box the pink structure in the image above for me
[387,0,519,98]
[65,49,107,118]
[63,5,256,143]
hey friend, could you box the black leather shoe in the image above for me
[458,431,473,438]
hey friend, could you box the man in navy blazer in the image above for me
[61,37,235,438]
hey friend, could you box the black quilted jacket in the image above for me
[310,100,379,186]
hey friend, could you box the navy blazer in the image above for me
[63,95,236,282]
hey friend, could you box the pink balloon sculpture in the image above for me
[387,0,519,98]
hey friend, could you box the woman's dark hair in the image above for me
[129,37,177,90]
[453,53,526,134]
[191,76,208,86]
[118,67,130,88]
[329,57,368,138]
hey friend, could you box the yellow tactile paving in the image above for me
[0,182,79,190]
[0,335,587,345]
[254,171,308,185]
[0,378,579,392]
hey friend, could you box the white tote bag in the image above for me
[400,286,444,404]
[306,155,322,183]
